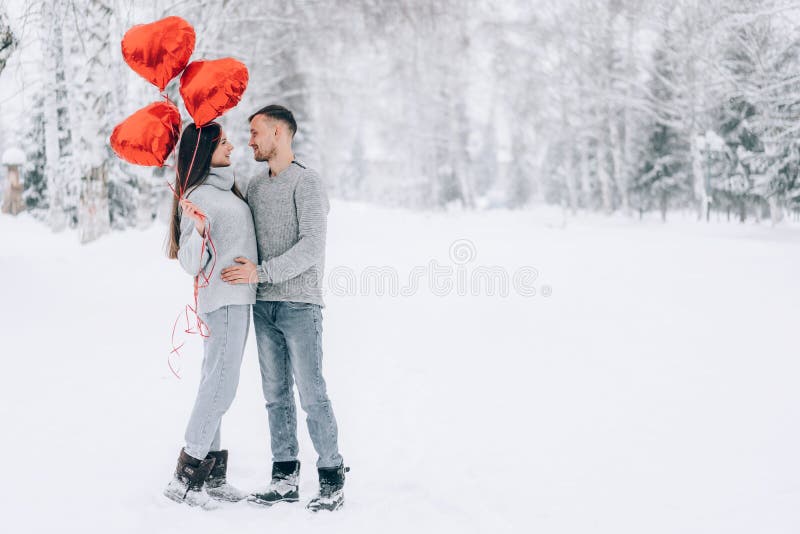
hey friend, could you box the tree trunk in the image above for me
[690,132,709,221]
[768,195,784,225]
[620,8,638,217]
[609,115,629,215]
[136,175,153,228]
[564,146,578,216]
[43,1,69,232]
[595,117,613,213]
[78,166,110,244]
[579,133,592,209]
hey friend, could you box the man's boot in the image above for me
[163,448,218,510]
[307,464,349,512]
[205,450,248,502]
[247,460,300,506]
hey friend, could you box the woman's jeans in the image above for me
[252,300,342,469]
[184,304,250,460]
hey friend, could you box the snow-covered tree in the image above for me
[41,0,80,232]
[0,4,15,76]
[22,93,48,215]
[639,0,728,220]
[70,0,114,243]
[717,1,800,224]
[9,0,800,238]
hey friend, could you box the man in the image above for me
[220,105,347,512]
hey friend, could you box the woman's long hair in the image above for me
[166,122,221,259]
[166,122,247,259]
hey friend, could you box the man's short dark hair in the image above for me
[248,104,297,138]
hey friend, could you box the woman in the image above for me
[163,122,257,509]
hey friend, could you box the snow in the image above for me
[1,146,25,166]
[1,202,800,533]
[702,130,727,152]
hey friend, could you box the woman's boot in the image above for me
[163,448,218,509]
[205,450,247,502]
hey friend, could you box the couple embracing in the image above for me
[163,105,346,512]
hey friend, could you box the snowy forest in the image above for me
[2,0,800,243]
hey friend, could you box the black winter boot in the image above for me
[205,450,248,502]
[247,460,301,506]
[306,464,349,512]
[163,448,218,509]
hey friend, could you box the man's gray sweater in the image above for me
[245,161,330,307]
[178,168,258,314]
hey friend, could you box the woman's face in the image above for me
[210,129,234,167]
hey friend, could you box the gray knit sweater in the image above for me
[245,161,330,306]
[177,167,258,314]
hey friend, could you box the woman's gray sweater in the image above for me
[177,167,258,314]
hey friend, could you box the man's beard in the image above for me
[253,145,276,162]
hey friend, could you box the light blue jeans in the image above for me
[252,300,343,468]
[184,304,250,460]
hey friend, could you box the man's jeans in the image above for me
[184,304,250,460]
[252,300,342,468]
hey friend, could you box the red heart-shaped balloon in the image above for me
[110,101,181,166]
[180,58,249,126]
[121,16,195,91]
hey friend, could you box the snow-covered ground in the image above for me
[1,202,799,534]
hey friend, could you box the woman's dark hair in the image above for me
[166,122,244,259]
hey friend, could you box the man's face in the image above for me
[249,116,277,162]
